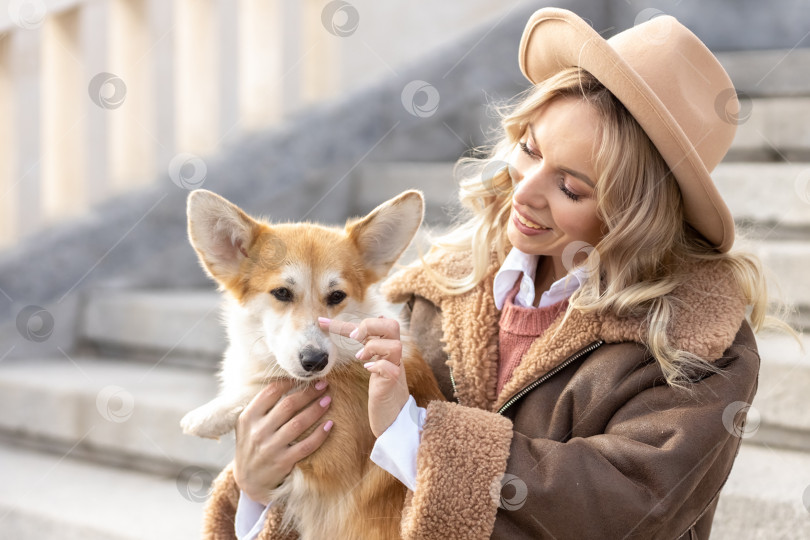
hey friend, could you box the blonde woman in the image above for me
[206,8,797,539]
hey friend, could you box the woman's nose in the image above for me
[513,162,551,204]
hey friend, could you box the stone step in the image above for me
[351,161,458,223]
[716,48,810,98]
[727,97,810,161]
[739,239,810,320]
[713,162,810,232]
[0,356,231,478]
[712,443,810,539]
[0,443,206,540]
[747,332,810,453]
[80,287,226,366]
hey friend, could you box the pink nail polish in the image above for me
[355,348,364,359]
[319,396,331,407]
[318,317,331,325]
[349,328,359,339]
[363,361,375,369]
[315,380,327,391]
[324,420,334,432]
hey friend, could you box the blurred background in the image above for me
[0,0,809,537]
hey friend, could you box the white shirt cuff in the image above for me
[235,490,271,540]
[369,394,426,492]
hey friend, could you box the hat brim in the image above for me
[518,8,735,252]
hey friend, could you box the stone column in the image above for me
[174,0,218,155]
[9,25,43,241]
[0,35,14,247]
[108,0,153,192]
[41,7,84,222]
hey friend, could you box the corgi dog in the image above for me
[180,189,445,540]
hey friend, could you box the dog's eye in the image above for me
[327,291,347,306]
[270,287,293,302]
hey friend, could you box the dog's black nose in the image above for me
[300,347,328,372]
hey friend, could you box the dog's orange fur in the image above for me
[279,352,444,539]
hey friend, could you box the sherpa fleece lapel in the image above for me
[382,248,747,413]
[384,249,503,410]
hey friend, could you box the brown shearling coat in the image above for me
[202,247,760,539]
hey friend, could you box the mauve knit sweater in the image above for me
[497,278,570,396]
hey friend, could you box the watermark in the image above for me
[8,0,46,30]
[490,473,528,511]
[795,168,810,205]
[321,0,359,37]
[481,160,514,197]
[256,236,288,269]
[401,80,440,118]
[169,153,207,190]
[561,241,600,280]
[714,88,753,126]
[16,305,54,342]
[721,401,760,439]
[176,466,215,503]
[96,385,135,423]
[633,8,673,45]
[88,73,127,110]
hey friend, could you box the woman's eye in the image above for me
[327,291,347,306]
[558,179,582,202]
[519,140,539,159]
[270,288,293,302]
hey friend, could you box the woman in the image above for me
[205,8,796,539]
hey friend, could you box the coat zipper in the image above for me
[497,340,604,415]
[447,340,604,414]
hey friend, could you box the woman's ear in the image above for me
[346,190,425,281]
[187,189,260,285]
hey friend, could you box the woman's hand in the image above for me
[233,379,333,505]
[320,316,410,438]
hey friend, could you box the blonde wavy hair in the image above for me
[419,67,799,390]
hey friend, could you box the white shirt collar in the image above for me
[493,247,589,310]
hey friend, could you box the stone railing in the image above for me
[0,0,532,248]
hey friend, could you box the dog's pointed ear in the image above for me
[346,190,424,281]
[187,189,260,284]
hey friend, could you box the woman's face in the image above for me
[506,97,605,272]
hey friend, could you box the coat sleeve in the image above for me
[490,335,761,539]
[399,400,515,539]
[202,462,299,540]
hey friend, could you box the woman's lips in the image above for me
[512,208,552,236]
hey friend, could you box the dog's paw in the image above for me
[180,402,244,440]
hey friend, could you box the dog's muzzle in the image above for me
[299,346,329,372]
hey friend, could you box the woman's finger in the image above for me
[363,358,402,380]
[319,316,400,343]
[239,379,297,424]
[272,392,333,446]
[319,317,357,339]
[253,380,329,435]
[283,419,335,463]
[356,338,403,366]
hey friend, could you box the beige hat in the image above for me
[518,8,739,252]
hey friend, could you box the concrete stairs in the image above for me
[2,49,810,539]
[0,350,232,538]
